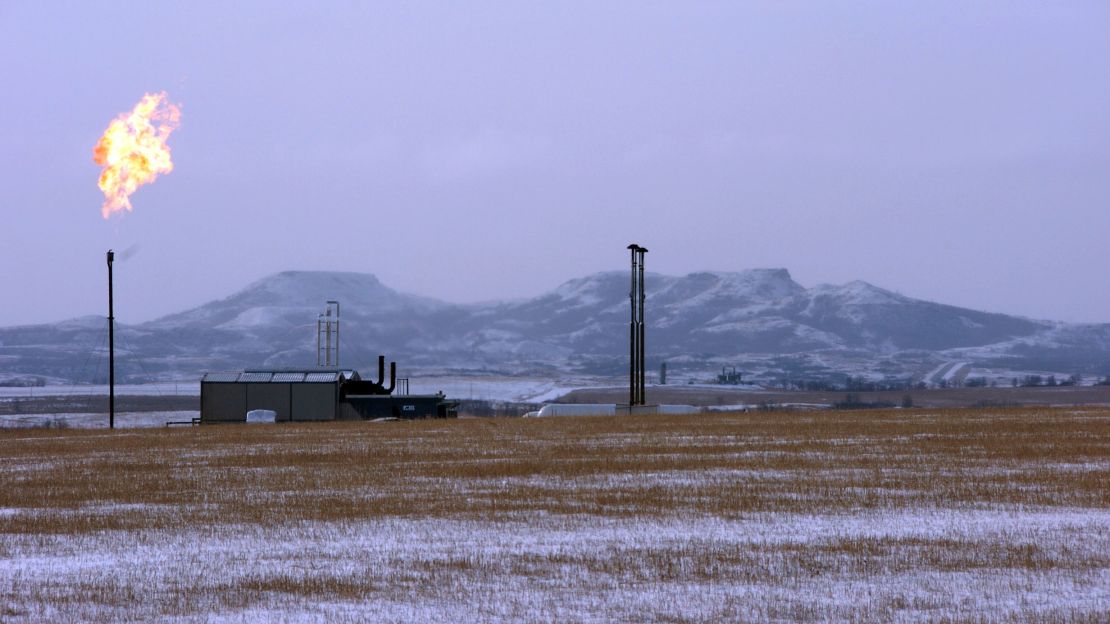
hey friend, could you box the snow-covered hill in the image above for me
[1,269,1107,383]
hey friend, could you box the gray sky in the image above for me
[1,1,1108,326]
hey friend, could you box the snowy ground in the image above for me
[3,510,1106,622]
[407,375,609,403]
[1,408,1107,622]
[0,411,195,429]
[0,376,759,406]
[0,382,199,398]
[0,377,598,404]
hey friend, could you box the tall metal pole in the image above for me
[106,250,115,430]
[324,309,332,367]
[628,244,639,406]
[328,300,339,368]
[638,247,648,405]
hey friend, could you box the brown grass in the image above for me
[1,406,1108,622]
[2,407,1107,534]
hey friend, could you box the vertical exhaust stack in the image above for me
[329,300,339,367]
[627,244,648,406]
[316,300,340,367]
[638,246,647,404]
[368,355,397,394]
[628,245,638,406]
[106,250,115,429]
[338,354,398,398]
[375,355,387,386]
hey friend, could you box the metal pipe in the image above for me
[324,310,332,367]
[628,244,638,406]
[639,247,648,405]
[106,250,115,429]
[330,301,339,367]
[637,248,642,404]
[385,361,396,394]
[630,243,639,408]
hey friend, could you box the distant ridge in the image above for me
[1,269,1108,384]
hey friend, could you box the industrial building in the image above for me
[200,356,456,423]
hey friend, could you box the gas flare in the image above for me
[93,92,181,219]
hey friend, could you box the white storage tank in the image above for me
[535,404,617,417]
[246,409,277,423]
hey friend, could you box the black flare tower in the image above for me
[106,249,115,429]
[627,244,648,406]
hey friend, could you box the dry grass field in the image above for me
[1,407,1108,622]
[562,383,1110,408]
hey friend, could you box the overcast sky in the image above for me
[1,1,1107,326]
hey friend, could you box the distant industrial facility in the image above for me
[200,355,457,423]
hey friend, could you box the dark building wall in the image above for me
[246,383,291,422]
[344,395,446,419]
[201,378,453,422]
[202,383,247,422]
[337,402,361,421]
[291,384,336,421]
[202,381,338,422]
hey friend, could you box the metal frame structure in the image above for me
[627,243,648,406]
[317,300,340,367]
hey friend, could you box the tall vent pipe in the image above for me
[627,244,648,406]
[629,244,638,406]
[316,300,340,367]
[638,245,647,404]
[106,250,115,429]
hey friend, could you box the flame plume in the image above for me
[93,92,181,219]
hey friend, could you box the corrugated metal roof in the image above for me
[238,372,273,383]
[203,372,240,382]
[271,372,306,382]
[202,369,356,383]
[305,372,340,382]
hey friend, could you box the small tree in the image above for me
[901,394,914,409]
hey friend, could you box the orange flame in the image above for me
[93,92,181,219]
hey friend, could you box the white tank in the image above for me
[531,404,701,418]
[535,403,617,417]
[246,409,277,423]
[655,404,699,414]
